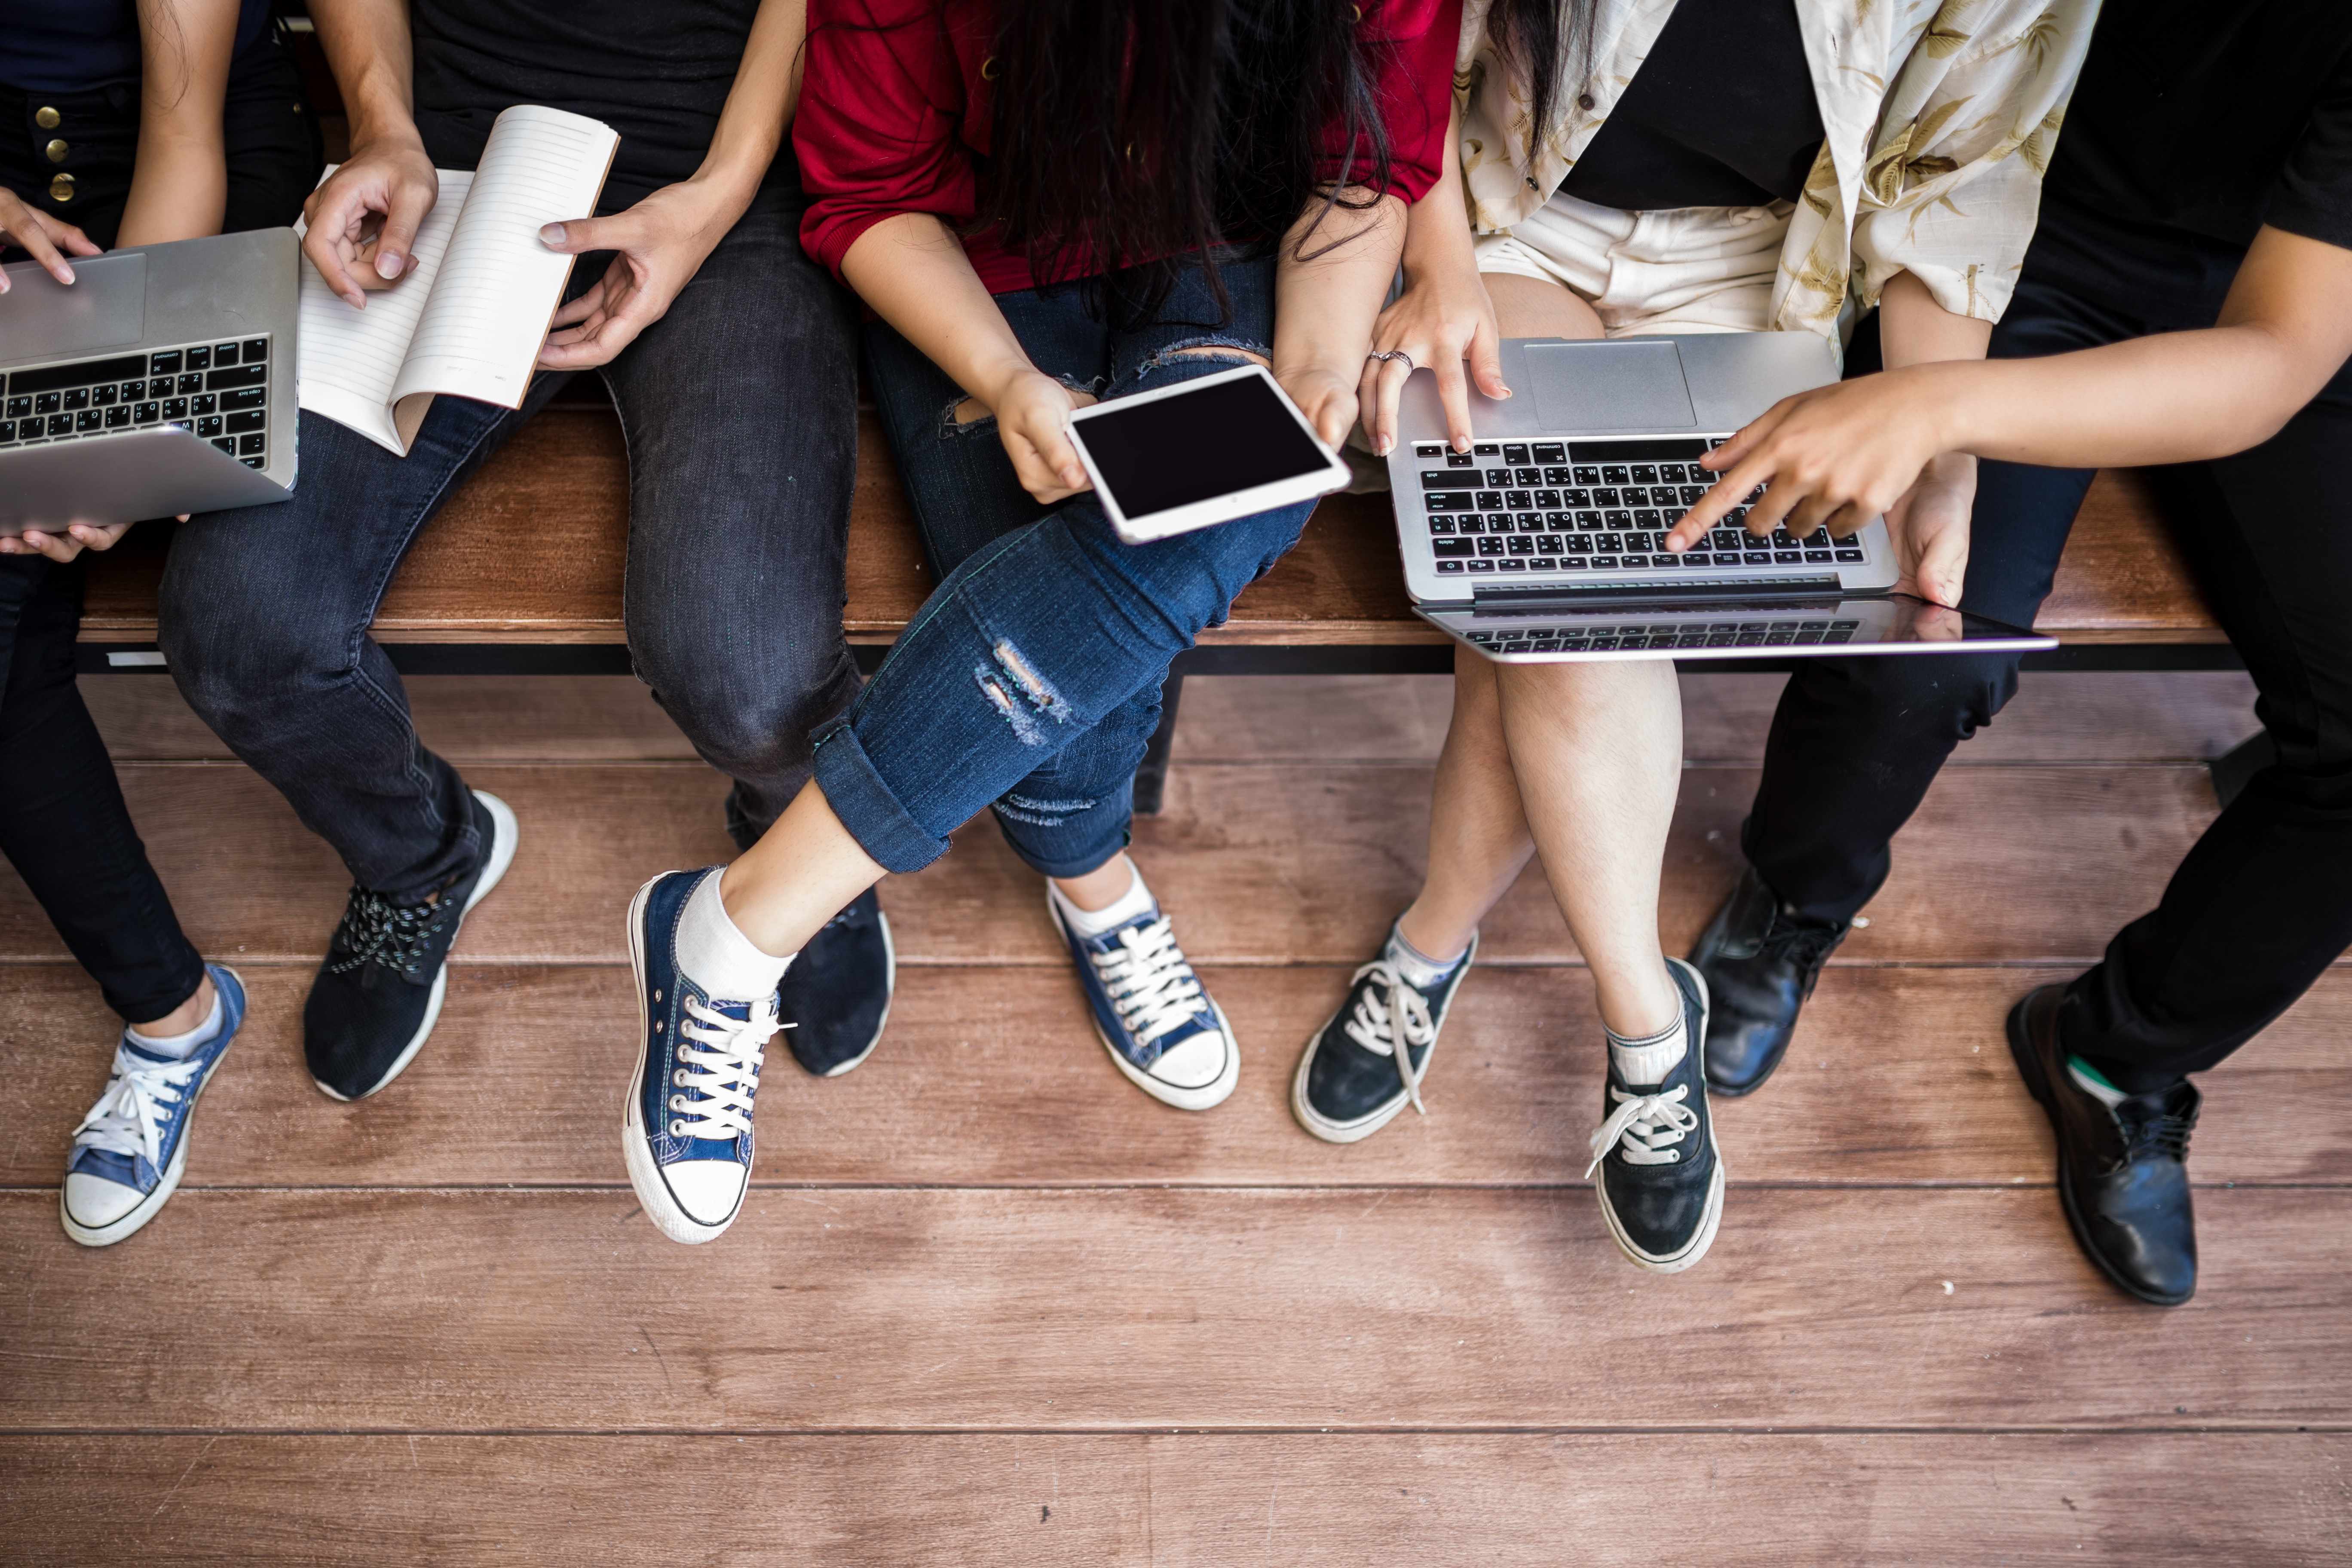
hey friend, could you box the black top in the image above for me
[1565,0,1824,210]
[0,0,270,94]
[2027,0,2352,328]
[409,0,797,216]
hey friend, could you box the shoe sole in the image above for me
[2004,990,2193,1308]
[1289,932,1480,1145]
[621,873,745,1245]
[1049,896,1239,1112]
[61,967,244,1248]
[1596,957,1727,1274]
[818,910,896,1078]
[314,791,520,1103]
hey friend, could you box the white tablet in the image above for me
[1066,362,1352,544]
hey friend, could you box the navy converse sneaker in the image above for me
[624,869,783,1244]
[62,965,248,1247]
[1292,928,1478,1143]
[1049,889,1238,1111]
[778,887,895,1077]
[306,790,518,1102]
[1587,957,1725,1273]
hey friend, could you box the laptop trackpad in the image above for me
[0,252,146,361]
[1526,339,1695,433]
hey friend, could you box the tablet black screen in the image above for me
[1073,373,1329,521]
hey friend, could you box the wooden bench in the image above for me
[76,392,2234,807]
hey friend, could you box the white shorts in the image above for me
[1475,190,1793,337]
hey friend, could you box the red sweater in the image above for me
[796,0,1463,295]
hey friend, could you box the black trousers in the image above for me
[0,558,206,1023]
[1742,275,2352,1092]
[1,28,322,252]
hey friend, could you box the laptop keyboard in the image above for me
[1412,436,1865,577]
[0,336,273,469]
[1467,619,1862,654]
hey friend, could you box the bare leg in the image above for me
[719,779,888,957]
[1496,659,1684,1038]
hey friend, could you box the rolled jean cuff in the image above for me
[810,716,950,874]
[992,785,1134,879]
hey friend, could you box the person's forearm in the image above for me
[308,0,419,148]
[1275,190,1406,379]
[1398,101,1473,285]
[118,0,237,245]
[689,0,805,205]
[840,214,1038,407]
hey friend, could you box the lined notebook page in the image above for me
[391,107,618,416]
[294,168,473,456]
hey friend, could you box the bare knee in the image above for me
[1485,273,1606,340]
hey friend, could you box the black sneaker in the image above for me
[304,791,518,1101]
[1688,865,1849,1097]
[1587,957,1724,1272]
[778,887,896,1077]
[2006,983,2200,1306]
[1291,925,1478,1143]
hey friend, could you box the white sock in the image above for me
[126,984,224,1060]
[675,870,794,1002]
[1385,924,1467,993]
[1608,1014,1688,1086]
[1050,860,1155,939]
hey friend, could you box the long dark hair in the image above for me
[1479,0,1596,159]
[977,0,1394,314]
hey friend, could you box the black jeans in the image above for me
[0,29,322,251]
[160,190,861,899]
[1743,274,2352,1090]
[0,557,206,1022]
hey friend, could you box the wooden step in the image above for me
[77,407,2219,647]
[1,1432,2334,1565]
[9,963,2348,1190]
[2,1185,2340,1431]
[0,760,2219,966]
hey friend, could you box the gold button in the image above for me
[46,139,69,163]
[49,172,74,202]
[35,106,61,129]
[980,55,1000,80]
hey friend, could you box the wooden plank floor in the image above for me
[5,671,2348,1565]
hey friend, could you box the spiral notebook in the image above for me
[295,104,618,456]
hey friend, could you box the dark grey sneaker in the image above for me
[778,888,895,1077]
[1291,926,1478,1143]
[1587,957,1724,1273]
[303,790,518,1102]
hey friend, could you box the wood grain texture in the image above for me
[7,964,2348,1191]
[0,760,2218,965]
[2,1433,2341,1567]
[78,414,2221,643]
[3,1185,2344,1431]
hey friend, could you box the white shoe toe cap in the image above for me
[1148,1028,1232,1090]
[662,1160,748,1227]
[64,1172,145,1229]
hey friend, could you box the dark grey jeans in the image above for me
[160,190,861,900]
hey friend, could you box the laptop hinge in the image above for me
[1471,575,1847,607]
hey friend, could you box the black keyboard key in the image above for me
[1511,467,1539,487]
[1534,489,1560,509]
[0,420,14,441]
[62,388,90,410]
[46,413,72,436]
[1565,536,1591,554]
[1544,513,1573,531]
[242,338,268,363]
[1414,441,1445,458]
[1532,443,1565,462]
[1474,491,1504,510]
[1773,535,1802,551]
[1484,468,1511,487]
[1630,465,1658,484]
[1592,488,1620,507]
[1473,442,1499,456]
[1503,444,1530,465]
[1601,465,1630,484]
[1467,560,1494,572]
[1560,489,1590,508]
[1537,535,1564,554]
[237,433,265,456]
[1543,467,1574,486]
[1428,517,1456,535]
[76,408,103,431]
[1804,550,1832,563]
[1590,557,1619,569]
[207,364,267,391]
[1572,466,1600,484]
[34,392,61,414]
[1507,536,1534,555]
[1437,560,1465,573]
[1594,534,1623,552]
[1484,514,1514,533]
[213,343,238,366]
[222,386,266,411]
[198,415,224,437]
[186,346,212,371]
[4,395,27,418]
[1432,539,1474,558]
[1426,493,1469,512]
[1744,551,1772,565]
[193,394,217,415]
[1575,511,1603,530]
[212,437,235,454]
[149,349,183,375]
[1497,558,1525,572]
[178,373,204,395]
[1633,510,1661,528]
[1446,450,1475,467]
[1477,538,1505,557]
[104,404,130,428]
[242,455,266,469]
[1421,470,1475,490]
[1835,548,1865,561]
[134,401,159,423]
[1681,485,1707,505]
[1504,490,1531,509]
[164,398,189,418]
[92,383,117,406]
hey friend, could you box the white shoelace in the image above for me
[1089,917,1208,1049]
[73,1044,206,1171]
[1584,1083,1698,1178]
[667,995,784,1140]
[1340,960,1437,1114]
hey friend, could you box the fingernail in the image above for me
[57,265,75,284]
[1376,436,1393,456]
[376,251,404,279]
[1498,387,1513,398]
[540,224,565,245]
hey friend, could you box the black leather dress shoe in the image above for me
[2006,984,2200,1306]
[1687,866,1849,1096]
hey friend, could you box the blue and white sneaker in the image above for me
[623,869,784,1244]
[1048,889,1239,1112]
[61,964,248,1247]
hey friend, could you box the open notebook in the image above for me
[296,105,618,456]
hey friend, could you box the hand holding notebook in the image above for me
[295,105,619,456]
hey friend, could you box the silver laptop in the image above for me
[1,228,298,536]
[1385,333,2053,661]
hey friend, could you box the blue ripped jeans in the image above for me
[831,257,1308,876]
